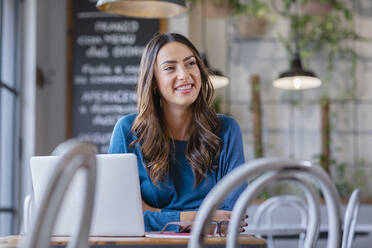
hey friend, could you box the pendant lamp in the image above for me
[201,52,229,89]
[273,6,321,90]
[96,0,187,18]
[273,52,321,90]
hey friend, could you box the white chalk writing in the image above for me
[81,63,111,74]
[86,45,109,58]
[78,132,112,145]
[89,75,138,85]
[92,114,123,126]
[77,35,103,46]
[112,45,144,58]
[103,33,136,45]
[80,90,138,103]
[90,103,137,114]
[94,21,139,33]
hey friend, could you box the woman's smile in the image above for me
[174,83,194,94]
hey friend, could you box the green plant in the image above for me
[279,0,372,97]
[234,0,270,17]
[212,96,223,113]
[278,1,371,193]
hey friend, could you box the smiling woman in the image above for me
[108,33,247,232]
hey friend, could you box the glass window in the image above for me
[0,0,20,235]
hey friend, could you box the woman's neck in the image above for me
[163,105,193,141]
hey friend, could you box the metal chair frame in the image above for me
[252,195,308,230]
[228,171,321,248]
[188,158,342,248]
[21,140,97,248]
[342,189,360,248]
[242,173,321,248]
[253,195,309,248]
[251,194,308,247]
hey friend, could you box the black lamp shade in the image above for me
[274,53,321,90]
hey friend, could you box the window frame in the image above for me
[0,0,21,235]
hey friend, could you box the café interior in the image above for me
[1,0,372,247]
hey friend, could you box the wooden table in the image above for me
[0,234,266,248]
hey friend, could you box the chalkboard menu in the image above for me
[70,0,160,153]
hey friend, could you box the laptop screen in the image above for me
[30,153,145,237]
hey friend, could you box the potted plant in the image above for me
[301,0,334,16]
[232,0,271,39]
[203,0,235,18]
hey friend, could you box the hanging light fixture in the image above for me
[273,52,321,90]
[273,1,321,90]
[96,0,187,18]
[201,53,229,89]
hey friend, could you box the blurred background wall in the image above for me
[35,0,372,198]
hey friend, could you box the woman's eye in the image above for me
[187,61,196,67]
[164,66,174,71]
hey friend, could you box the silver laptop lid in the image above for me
[30,153,145,237]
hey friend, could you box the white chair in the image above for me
[250,195,312,248]
[230,171,321,248]
[342,189,360,248]
[252,195,308,229]
[21,139,97,248]
[188,158,342,248]
[22,194,33,235]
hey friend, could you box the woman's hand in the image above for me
[142,202,248,233]
[211,210,248,234]
[180,210,248,233]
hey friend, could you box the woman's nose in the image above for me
[177,66,189,80]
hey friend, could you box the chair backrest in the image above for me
[253,195,308,228]
[22,194,33,235]
[251,194,313,248]
[230,171,320,248]
[342,189,360,248]
[21,139,97,248]
[188,158,342,248]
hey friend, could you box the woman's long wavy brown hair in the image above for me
[130,33,221,185]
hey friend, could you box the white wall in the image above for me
[35,0,67,156]
[20,0,37,207]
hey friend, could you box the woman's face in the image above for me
[154,41,202,110]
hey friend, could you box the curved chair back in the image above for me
[22,194,33,235]
[21,140,97,248]
[230,171,320,248]
[253,195,308,229]
[342,189,360,248]
[252,195,308,247]
[188,158,342,248]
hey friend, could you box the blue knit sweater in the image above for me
[108,113,246,232]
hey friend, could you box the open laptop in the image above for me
[30,153,145,237]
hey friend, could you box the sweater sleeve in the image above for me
[108,118,128,154]
[218,116,246,210]
[143,210,181,232]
